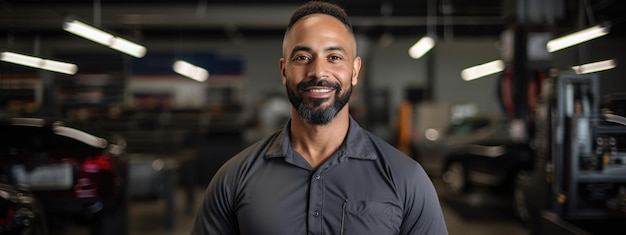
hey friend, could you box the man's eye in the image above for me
[293,55,310,61]
[329,56,342,60]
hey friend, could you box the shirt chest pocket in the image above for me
[341,200,402,235]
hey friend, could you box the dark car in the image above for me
[0,118,128,235]
[435,115,534,194]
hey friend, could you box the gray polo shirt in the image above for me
[191,117,448,235]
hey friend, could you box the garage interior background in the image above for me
[1,0,625,174]
[1,1,626,234]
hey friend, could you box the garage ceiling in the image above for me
[0,0,624,47]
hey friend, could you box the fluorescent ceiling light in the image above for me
[173,60,209,82]
[572,59,616,74]
[109,37,146,58]
[1,51,78,75]
[461,60,504,81]
[408,36,435,59]
[41,60,79,74]
[547,25,609,52]
[63,19,146,58]
[62,20,112,45]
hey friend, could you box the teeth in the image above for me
[310,89,331,93]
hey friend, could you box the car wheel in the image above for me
[512,170,531,225]
[442,161,468,194]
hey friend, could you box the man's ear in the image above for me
[279,58,287,85]
[352,56,361,86]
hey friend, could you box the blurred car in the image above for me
[428,115,534,194]
[0,182,48,235]
[128,153,165,200]
[0,118,128,235]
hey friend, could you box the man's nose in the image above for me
[308,58,328,79]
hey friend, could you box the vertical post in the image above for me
[94,0,101,27]
[425,49,435,101]
[512,24,529,119]
[424,0,437,102]
[163,161,176,230]
[511,0,529,120]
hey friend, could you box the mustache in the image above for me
[296,79,342,92]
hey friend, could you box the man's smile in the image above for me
[303,86,335,98]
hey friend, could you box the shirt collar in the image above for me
[264,116,377,160]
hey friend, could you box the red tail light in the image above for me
[82,155,112,172]
[0,207,14,226]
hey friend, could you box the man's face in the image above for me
[280,14,361,125]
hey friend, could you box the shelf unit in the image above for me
[0,74,41,115]
[552,73,626,220]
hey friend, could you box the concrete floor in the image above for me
[49,179,529,235]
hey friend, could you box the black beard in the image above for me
[286,79,352,125]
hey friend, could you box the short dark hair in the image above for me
[286,1,352,33]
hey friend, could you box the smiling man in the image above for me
[190,1,448,235]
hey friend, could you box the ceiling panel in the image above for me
[0,0,624,48]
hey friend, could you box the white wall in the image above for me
[368,37,428,119]
[433,39,503,114]
[239,40,285,121]
[363,37,503,127]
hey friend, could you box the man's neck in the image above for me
[289,110,350,169]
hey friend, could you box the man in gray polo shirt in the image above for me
[190,1,448,234]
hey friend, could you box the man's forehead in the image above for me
[282,14,356,56]
[291,14,348,32]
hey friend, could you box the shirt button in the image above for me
[314,175,321,180]
[312,211,320,217]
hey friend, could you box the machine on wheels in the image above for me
[519,72,626,235]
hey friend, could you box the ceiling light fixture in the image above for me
[409,0,437,59]
[1,51,78,75]
[408,36,435,59]
[461,60,504,81]
[173,60,209,82]
[572,59,616,74]
[547,24,609,52]
[63,18,146,58]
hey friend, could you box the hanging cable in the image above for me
[427,0,436,36]
[582,0,596,25]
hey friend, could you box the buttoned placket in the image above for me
[299,147,351,235]
[307,169,324,235]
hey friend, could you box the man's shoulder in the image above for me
[359,128,411,159]
[236,130,282,159]
[357,127,426,175]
